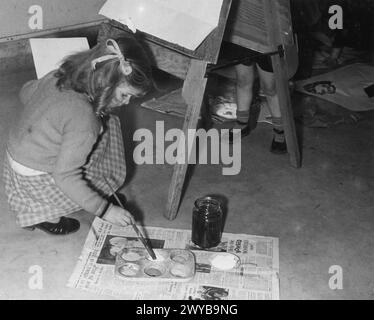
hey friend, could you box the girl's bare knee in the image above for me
[237,75,254,89]
[261,83,276,96]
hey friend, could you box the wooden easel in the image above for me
[105,0,233,221]
[107,0,300,220]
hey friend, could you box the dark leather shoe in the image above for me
[25,217,80,235]
[270,129,288,154]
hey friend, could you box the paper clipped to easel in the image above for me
[30,38,90,79]
[99,0,223,50]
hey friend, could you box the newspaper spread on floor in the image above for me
[67,218,279,300]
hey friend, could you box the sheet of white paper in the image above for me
[99,0,223,50]
[30,38,90,79]
[295,63,374,112]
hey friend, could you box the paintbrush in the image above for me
[103,177,157,260]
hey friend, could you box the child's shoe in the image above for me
[270,129,287,154]
[24,217,80,235]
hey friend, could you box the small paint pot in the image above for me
[144,264,166,278]
[170,250,191,264]
[118,263,140,277]
[170,263,192,278]
[121,251,143,262]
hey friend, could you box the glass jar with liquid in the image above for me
[191,197,223,249]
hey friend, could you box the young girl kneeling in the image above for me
[3,35,153,235]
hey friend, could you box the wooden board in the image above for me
[224,0,294,52]
[264,0,301,168]
[165,60,209,220]
[108,0,232,65]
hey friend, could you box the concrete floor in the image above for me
[0,67,373,300]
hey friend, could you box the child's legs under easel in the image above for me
[232,63,287,154]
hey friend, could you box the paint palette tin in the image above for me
[115,248,196,282]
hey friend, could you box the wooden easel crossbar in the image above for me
[205,45,285,76]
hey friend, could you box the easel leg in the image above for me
[271,55,301,168]
[164,60,208,220]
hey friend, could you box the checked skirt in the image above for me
[3,115,126,227]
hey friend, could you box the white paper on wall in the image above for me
[99,0,223,50]
[30,38,90,79]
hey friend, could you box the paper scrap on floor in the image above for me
[295,63,374,112]
[68,217,280,300]
[30,38,90,79]
[142,88,273,125]
[141,88,188,118]
[99,0,223,50]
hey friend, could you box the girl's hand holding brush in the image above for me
[102,204,135,227]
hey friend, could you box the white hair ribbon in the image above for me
[91,39,133,76]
